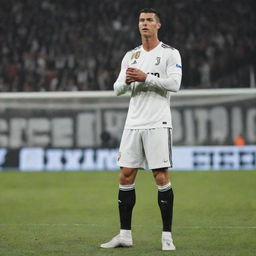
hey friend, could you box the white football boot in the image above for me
[162,232,176,251]
[100,230,133,248]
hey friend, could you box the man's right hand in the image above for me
[125,69,135,84]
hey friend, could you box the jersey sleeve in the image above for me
[167,49,182,75]
[145,49,182,92]
[113,51,131,96]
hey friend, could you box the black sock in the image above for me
[118,184,136,230]
[158,185,174,232]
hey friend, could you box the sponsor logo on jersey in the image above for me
[147,72,160,77]
[131,60,137,65]
[155,57,161,65]
[176,64,182,69]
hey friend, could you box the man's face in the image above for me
[138,12,161,38]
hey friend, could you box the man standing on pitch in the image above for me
[100,8,182,251]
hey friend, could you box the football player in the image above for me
[100,8,182,251]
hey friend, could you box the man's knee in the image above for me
[119,168,137,185]
[152,168,169,186]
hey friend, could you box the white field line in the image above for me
[0,224,255,229]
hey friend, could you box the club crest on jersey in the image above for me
[131,51,141,59]
[155,57,161,65]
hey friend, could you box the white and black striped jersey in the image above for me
[114,42,182,129]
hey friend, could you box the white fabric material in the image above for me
[119,184,135,191]
[114,42,182,129]
[145,73,181,92]
[157,182,171,192]
[118,128,172,169]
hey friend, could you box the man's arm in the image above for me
[145,73,182,92]
[113,52,133,96]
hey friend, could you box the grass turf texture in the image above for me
[0,171,255,256]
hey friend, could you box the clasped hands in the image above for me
[125,68,147,85]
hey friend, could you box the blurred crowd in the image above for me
[0,0,255,92]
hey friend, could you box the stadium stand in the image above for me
[0,0,255,91]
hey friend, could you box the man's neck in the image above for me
[142,36,160,51]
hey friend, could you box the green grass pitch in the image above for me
[0,170,255,256]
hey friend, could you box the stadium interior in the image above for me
[0,0,255,91]
[0,1,255,256]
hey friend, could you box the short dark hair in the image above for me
[139,8,161,23]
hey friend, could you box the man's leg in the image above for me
[100,167,137,248]
[152,168,176,250]
[118,167,138,230]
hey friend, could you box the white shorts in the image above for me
[117,128,173,170]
